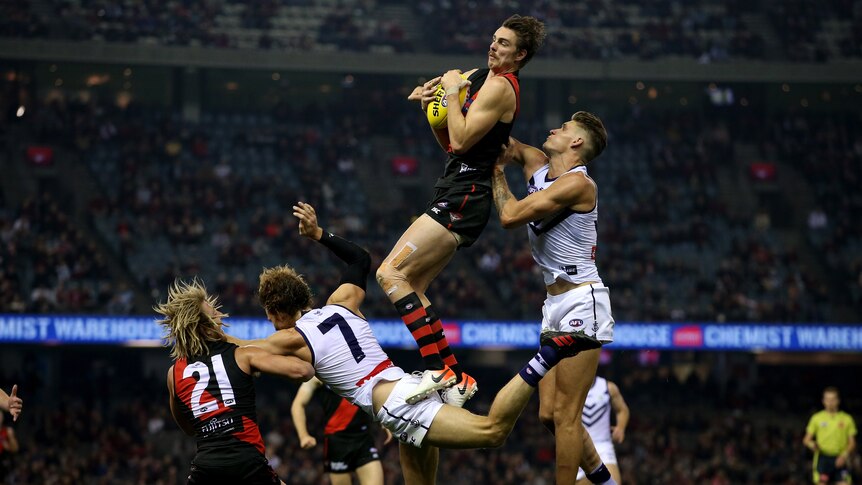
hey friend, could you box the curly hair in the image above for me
[571,111,608,162]
[502,15,546,68]
[155,279,226,360]
[258,265,313,318]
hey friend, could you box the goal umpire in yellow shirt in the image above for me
[804,387,857,485]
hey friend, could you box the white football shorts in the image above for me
[375,373,445,448]
[541,283,615,344]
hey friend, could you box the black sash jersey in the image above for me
[320,385,372,436]
[437,68,521,189]
[173,340,266,466]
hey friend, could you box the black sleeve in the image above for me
[317,231,371,291]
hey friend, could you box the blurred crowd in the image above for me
[0,193,133,315]
[2,81,859,321]
[1,349,858,484]
[414,0,766,62]
[2,0,861,61]
[763,111,862,311]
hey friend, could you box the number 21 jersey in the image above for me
[173,340,266,466]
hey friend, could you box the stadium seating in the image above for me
[4,0,862,60]
[3,86,857,321]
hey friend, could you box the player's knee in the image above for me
[553,399,583,422]
[538,411,555,434]
[553,415,582,435]
[375,262,402,289]
[374,264,388,288]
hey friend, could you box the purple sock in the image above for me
[518,345,560,387]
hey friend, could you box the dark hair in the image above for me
[258,265,313,317]
[571,111,608,162]
[823,386,840,397]
[502,15,546,67]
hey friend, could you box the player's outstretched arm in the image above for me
[497,137,549,178]
[293,202,371,315]
[242,346,314,382]
[234,329,308,360]
[290,377,322,449]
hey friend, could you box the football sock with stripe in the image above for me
[586,463,615,484]
[425,305,462,380]
[394,293,444,370]
[518,344,562,387]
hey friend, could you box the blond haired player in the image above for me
[158,280,314,484]
[492,111,615,484]
[378,15,546,407]
[804,387,857,485]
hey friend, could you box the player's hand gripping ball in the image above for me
[426,74,468,129]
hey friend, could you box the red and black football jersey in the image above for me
[319,385,372,436]
[438,68,521,189]
[173,340,265,466]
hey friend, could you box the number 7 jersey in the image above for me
[295,305,405,415]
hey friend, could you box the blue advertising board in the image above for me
[0,315,860,352]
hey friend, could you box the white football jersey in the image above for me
[526,164,602,286]
[295,305,402,413]
[582,376,612,443]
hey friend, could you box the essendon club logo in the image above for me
[672,326,703,347]
[591,245,597,260]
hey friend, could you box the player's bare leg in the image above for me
[402,228,478,408]
[552,348,601,484]
[423,373,535,448]
[377,215,458,303]
[377,214,463,403]
[575,440,622,485]
[420,332,584,448]
[399,443,439,485]
[607,464,621,484]
[538,366,557,434]
[328,473,352,485]
[542,362,615,484]
[353,460,384,485]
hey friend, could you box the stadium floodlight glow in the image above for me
[16,106,24,117]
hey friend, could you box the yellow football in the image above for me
[426,75,469,129]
